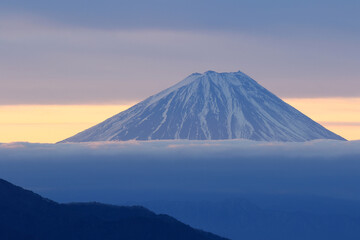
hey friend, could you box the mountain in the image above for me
[0,179,227,240]
[61,70,345,142]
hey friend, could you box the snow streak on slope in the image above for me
[61,71,345,142]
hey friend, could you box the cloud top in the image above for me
[1,139,360,203]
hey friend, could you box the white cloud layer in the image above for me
[1,140,360,204]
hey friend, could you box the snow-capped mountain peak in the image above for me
[61,71,345,142]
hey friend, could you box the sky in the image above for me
[0,0,359,141]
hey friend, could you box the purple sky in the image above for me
[1,0,359,104]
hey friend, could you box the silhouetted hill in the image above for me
[0,179,228,240]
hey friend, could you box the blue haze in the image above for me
[1,140,360,239]
[0,140,359,202]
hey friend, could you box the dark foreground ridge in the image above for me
[0,178,228,240]
[61,70,345,143]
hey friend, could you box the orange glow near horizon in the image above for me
[0,104,134,143]
[284,98,360,141]
[0,98,359,143]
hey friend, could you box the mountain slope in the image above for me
[62,70,345,142]
[0,179,227,240]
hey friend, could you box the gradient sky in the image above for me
[0,0,359,141]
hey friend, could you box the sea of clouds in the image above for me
[1,139,360,204]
